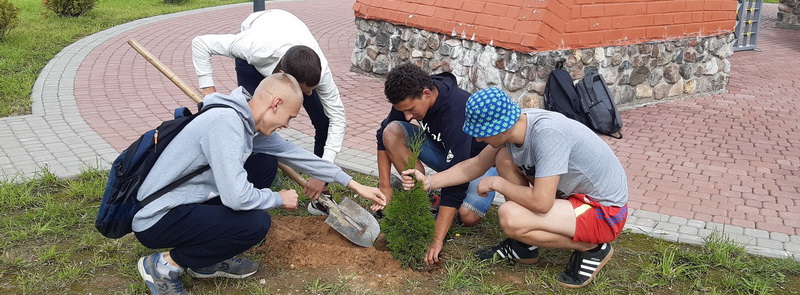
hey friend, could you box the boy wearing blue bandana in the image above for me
[402,87,628,288]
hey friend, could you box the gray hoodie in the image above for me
[132,87,352,232]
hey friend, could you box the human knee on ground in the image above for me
[458,206,481,226]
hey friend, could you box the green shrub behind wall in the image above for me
[381,133,435,270]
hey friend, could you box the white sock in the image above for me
[156,252,183,276]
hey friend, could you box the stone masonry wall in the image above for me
[353,19,734,109]
[778,0,800,30]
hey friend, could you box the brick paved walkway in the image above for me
[0,0,797,259]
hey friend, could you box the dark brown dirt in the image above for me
[256,216,413,275]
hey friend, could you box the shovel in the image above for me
[127,38,381,247]
[276,162,380,247]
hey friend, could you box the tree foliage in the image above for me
[381,133,435,270]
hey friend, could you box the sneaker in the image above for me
[137,253,188,295]
[307,193,333,216]
[557,243,614,288]
[188,257,259,279]
[474,238,539,264]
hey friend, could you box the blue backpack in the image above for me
[95,104,228,238]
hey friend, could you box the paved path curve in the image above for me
[1,0,797,259]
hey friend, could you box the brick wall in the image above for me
[353,0,738,52]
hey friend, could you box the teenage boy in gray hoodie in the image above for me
[133,74,386,295]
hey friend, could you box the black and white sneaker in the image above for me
[307,193,333,216]
[474,238,539,264]
[557,243,614,288]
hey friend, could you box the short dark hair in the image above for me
[279,45,322,87]
[384,63,435,104]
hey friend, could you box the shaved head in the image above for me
[249,73,303,135]
[253,73,303,105]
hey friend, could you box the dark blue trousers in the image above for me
[235,58,329,189]
[135,198,271,269]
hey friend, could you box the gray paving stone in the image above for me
[744,228,770,239]
[655,222,680,232]
[678,234,705,246]
[660,232,680,243]
[633,217,657,229]
[791,235,800,244]
[678,226,699,235]
[705,222,744,235]
[727,234,756,246]
[746,246,790,260]
[623,224,651,235]
[756,238,784,250]
[686,219,706,229]
[789,252,800,261]
[668,216,688,225]
[770,232,790,242]
[633,210,668,221]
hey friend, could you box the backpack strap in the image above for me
[138,104,232,209]
[139,165,210,208]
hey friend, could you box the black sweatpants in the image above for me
[135,197,271,269]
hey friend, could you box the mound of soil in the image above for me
[256,216,410,275]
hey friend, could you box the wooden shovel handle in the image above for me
[127,38,204,104]
[126,38,307,188]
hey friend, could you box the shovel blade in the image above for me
[324,197,380,247]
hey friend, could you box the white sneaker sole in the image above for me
[137,256,159,294]
[188,269,257,279]
[307,202,327,216]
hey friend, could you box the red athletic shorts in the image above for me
[567,194,628,244]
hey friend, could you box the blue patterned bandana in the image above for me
[462,87,521,138]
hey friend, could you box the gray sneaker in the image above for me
[188,257,259,279]
[307,193,334,216]
[137,253,188,295]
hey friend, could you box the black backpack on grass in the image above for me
[544,61,623,139]
[95,104,228,238]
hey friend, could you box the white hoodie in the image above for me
[191,9,345,162]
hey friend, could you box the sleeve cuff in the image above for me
[198,76,215,89]
[322,150,338,163]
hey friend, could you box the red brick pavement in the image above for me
[611,5,800,235]
[74,1,800,235]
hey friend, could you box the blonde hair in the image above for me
[253,73,303,103]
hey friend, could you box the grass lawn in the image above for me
[0,0,248,117]
[0,168,798,294]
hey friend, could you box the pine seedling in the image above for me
[381,131,435,270]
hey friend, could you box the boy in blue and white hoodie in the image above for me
[375,63,497,266]
[134,74,385,295]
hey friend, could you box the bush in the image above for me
[43,0,97,17]
[381,134,435,270]
[0,0,19,40]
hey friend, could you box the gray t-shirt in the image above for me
[507,109,627,207]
